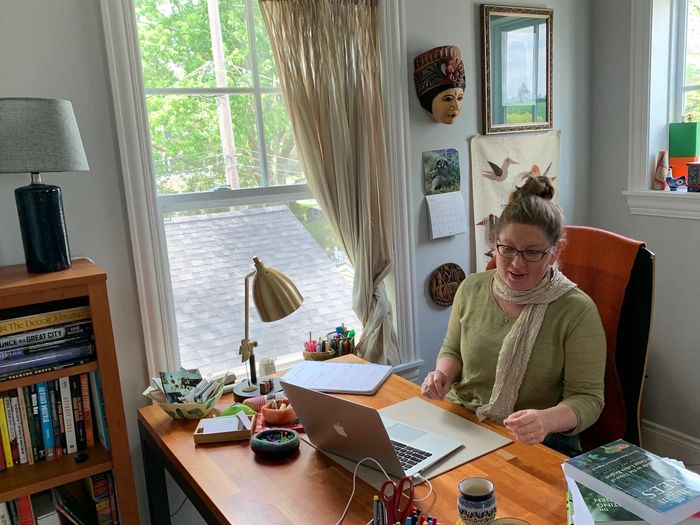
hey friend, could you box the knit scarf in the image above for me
[476,268,577,423]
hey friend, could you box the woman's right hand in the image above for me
[421,369,451,400]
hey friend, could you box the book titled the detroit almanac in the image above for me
[562,439,700,525]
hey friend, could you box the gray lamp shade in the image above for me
[0,98,89,173]
[0,98,89,273]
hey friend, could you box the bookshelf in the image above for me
[0,258,139,523]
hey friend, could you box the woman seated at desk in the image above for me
[421,175,605,457]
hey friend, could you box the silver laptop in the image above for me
[280,380,462,478]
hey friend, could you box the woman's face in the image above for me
[495,223,559,291]
[430,87,464,124]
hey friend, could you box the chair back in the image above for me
[486,226,654,450]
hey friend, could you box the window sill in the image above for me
[623,190,700,219]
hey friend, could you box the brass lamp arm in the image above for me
[242,269,258,386]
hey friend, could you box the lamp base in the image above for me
[232,377,283,402]
[14,182,72,273]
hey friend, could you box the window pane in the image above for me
[164,202,361,377]
[253,2,278,87]
[146,94,260,193]
[684,90,700,119]
[262,94,303,186]
[685,0,700,86]
[135,0,217,89]
[219,0,253,88]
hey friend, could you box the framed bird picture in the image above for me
[423,148,460,195]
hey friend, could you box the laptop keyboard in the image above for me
[391,440,433,470]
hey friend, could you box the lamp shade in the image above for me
[251,256,303,322]
[0,98,89,173]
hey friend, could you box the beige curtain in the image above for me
[259,0,399,364]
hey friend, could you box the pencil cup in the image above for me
[258,357,276,377]
[457,477,496,525]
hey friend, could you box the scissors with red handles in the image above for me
[380,475,415,524]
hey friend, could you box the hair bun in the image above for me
[510,174,555,202]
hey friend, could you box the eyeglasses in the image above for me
[495,243,552,262]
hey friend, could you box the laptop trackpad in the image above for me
[386,422,427,443]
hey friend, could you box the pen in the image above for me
[373,495,379,524]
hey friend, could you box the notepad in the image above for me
[281,361,393,395]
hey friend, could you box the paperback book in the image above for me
[562,439,700,525]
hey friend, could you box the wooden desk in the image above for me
[138,357,568,524]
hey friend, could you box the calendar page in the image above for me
[425,192,468,239]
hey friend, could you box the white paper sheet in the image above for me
[425,192,468,239]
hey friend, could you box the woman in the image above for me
[421,176,605,456]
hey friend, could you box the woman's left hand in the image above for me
[503,409,550,444]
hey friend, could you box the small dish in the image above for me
[250,428,300,457]
[260,398,298,425]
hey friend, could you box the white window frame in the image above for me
[624,0,700,219]
[99,0,419,378]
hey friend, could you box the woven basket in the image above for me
[303,349,336,361]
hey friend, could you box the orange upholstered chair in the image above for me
[486,226,655,451]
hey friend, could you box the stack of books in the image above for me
[0,472,120,524]
[0,297,96,381]
[563,439,700,525]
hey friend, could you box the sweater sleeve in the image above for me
[436,279,467,365]
[557,298,606,435]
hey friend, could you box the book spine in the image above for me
[2,393,19,464]
[0,319,93,351]
[59,376,77,454]
[0,501,10,525]
[79,373,94,448]
[0,418,6,471]
[14,495,35,525]
[0,355,94,382]
[16,387,34,464]
[69,375,86,451]
[54,379,67,455]
[0,396,14,468]
[106,472,119,525]
[5,500,17,525]
[29,383,46,462]
[0,333,94,361]
[89,369,110,450]
[0,343,94,375]
[21,385,38,462]
[9,391,28,464]
[0,305,91,338]
[36,381,55,461]
[48,379,64,458]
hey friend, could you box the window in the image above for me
[676,0,700,121]
[132,0,360,377]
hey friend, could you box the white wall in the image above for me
[590,0,700,444]
[0,1,151,521]
[404,0,593,379]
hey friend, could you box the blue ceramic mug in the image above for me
[457,477,497,525]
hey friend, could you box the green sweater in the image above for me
[437,270,605,434]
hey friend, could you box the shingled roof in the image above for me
[164,205,360,377]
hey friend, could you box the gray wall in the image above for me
[590,0,700,440]
[405,0,593,380]
[0,0,151,521]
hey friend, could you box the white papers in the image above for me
[281,361,393,395]
[425,192,468,239]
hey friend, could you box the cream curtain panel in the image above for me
[259,0,399,364]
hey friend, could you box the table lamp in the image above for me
[239,256,303,392]
[0,98,89,273]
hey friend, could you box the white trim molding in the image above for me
[380,0,417,364]
[99,0,179,376]
[642,419,700,472]
[624,190,700,219]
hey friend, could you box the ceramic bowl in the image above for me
[250,428,300,457]
[260,398,298,425]
[157,386,224,420]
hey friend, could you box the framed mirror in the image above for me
[480,5,553,134]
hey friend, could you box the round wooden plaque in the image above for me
[429,262,466,306]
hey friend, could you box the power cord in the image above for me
[333,456,434,525]
[170,496,188,518]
